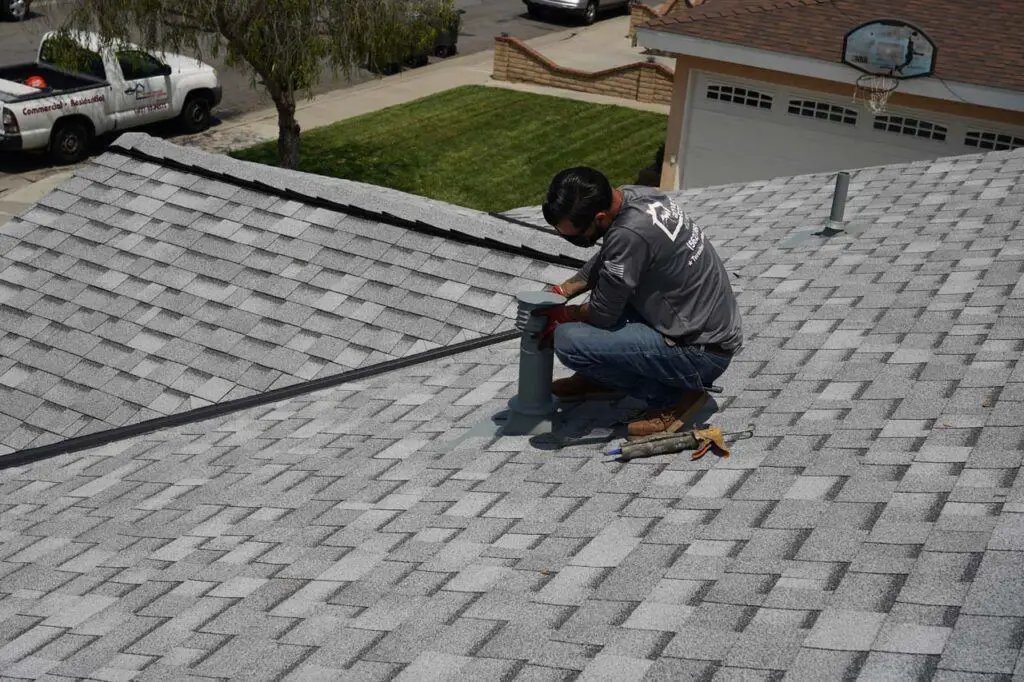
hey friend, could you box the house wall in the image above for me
[628,0,707,41]
[659,60,691,190]
[492,36,674,105]
[659,54,1024,188]
[628,1,676,41]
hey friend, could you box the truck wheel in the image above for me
[180,95,212,134]
[50,122,90,165]
[582,0,598,25]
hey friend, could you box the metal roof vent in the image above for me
[814,171,851,238]
[496,290,566,436]
[780,171,865,247]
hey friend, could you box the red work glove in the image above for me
[533,304,577,348]
[544,284,568,298]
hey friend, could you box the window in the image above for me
[40,35,106,80]
[705,84,773,110]
[115,50,168,81]
[964,130,1024,152]
[787,99,858,126]
[873,115,947,141]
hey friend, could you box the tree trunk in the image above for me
[274,94,301,170]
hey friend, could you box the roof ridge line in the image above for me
[0,327,522,471]
[489,212,551,231]
[658,0,833,24]
[106,146,587,271]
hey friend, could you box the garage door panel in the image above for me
[682,73,1024,190]
[683,108,945,189]
[684,150,807,189]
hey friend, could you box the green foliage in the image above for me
[50,0,457,166]
[55,0,456,95]
[231,85,668,213]
[39,33,106,79]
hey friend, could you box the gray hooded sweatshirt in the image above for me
[577,185,743,352]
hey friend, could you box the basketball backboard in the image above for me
[842,20,937,79]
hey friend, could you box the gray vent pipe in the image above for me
[499,290,566,436]
[830,171,850,224]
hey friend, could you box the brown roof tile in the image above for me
[645,0,1024,92]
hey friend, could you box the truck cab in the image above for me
[0,32,221,164]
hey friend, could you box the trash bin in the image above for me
[404,47,431,68]
[433,9,465,58]
[636,143,665,186]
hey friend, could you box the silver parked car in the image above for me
[524,0,629,26]
[0,0,31,21]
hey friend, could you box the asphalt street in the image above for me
[1,0,622,194]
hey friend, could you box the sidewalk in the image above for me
[0,169,75,222]
[2,17,666,217]
[522,16,673,73]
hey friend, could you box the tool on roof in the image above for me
[605,425,754,463]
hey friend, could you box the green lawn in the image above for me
[231,85,668,213]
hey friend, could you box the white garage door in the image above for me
[680,73,1024,189]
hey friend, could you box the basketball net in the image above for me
[853,72,899,114]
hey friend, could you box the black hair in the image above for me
[542,167,613,232]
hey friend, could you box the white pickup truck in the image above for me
[0,32,222,164]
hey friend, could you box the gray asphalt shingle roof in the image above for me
[0,133,581,456]
[1,139,1023,680]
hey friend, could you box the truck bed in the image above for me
[0,63,106,102]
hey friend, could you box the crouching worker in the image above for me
[535,166,743,440]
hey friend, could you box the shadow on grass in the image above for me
[232,139,422,199]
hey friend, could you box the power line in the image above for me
[932,75,974,105]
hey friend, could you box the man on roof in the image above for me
[537,166,743,440]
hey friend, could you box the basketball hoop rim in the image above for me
[855,72,900,94]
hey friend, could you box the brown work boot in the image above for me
[551,373,625,402]
[627,390,709,440]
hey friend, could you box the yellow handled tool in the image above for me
[605,426,754,462]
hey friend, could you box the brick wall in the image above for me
[492,36,674,105]
[628,0,705,40]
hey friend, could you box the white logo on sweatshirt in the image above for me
[646,201,684,242]
[647,199,705,266]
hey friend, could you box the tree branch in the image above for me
[164,20,214,33]
[162,6,216,32]
[58,0,457,169]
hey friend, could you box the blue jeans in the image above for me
[553,311,731,409]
